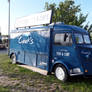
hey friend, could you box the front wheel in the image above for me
[11,54,16,64]
[54,64,68,82]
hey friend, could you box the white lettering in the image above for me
[18,36,34,44]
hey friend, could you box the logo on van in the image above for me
[18,35,34,44]
[56,49,70,56]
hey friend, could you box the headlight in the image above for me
[70,68,81,73]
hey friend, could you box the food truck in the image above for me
[10,10,92,81]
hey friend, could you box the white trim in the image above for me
[18,65,48,75]
[70,72,83,76]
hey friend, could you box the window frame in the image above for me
[83,34,91,44]
[74,33,91,45]
[74,33,84,44]
[54,32,73,46]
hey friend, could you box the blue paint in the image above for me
[10,23,92,76]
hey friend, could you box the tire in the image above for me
[54,64,68,82]
[11,54,16,64]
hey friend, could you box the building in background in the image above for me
[0,35,8,49]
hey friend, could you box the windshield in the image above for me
[74,33,91,44]
[74,34,83,44]
[83,35,91,44]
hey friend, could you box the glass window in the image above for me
[74,34,83,44]
[83,35,91,44]
[54,33,72,46]
[75,33,91,44]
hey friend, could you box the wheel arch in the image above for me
[52,62,70,75]
[10,52,15,58]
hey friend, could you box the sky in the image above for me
[0,0,92,35]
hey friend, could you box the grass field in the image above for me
[0,54,92,92]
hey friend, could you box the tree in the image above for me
[84,23,92,32]
[0,32,1,36]
[44,0,92,31]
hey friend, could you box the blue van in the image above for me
[10,22,92,81]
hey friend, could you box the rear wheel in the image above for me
[54,64,68,82]
[11,54,16,64]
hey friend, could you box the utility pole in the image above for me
[8,0,10,55]
[0,27,1,36]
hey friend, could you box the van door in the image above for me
[52,31,78,69]
[74,33,92,75]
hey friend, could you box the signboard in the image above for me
[15,10,52,28]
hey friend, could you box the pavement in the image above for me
[0,48,8,54]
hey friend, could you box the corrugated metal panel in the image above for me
[25,52,36,67]
[37,54,48,70]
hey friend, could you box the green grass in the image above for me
[0,54,92,92]
[0,86,10,92]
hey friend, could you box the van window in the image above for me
[74,34,83,44]
[54,33,72,46]
[83,35,91,44]
[75,33,91,44]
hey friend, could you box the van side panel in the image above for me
[10,29,50,71]
[10,32,25,63]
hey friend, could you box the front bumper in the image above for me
[69,68,84,76]
[70,72,84,76]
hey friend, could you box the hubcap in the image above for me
[55,67,65,81]
[12,54,16,64]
